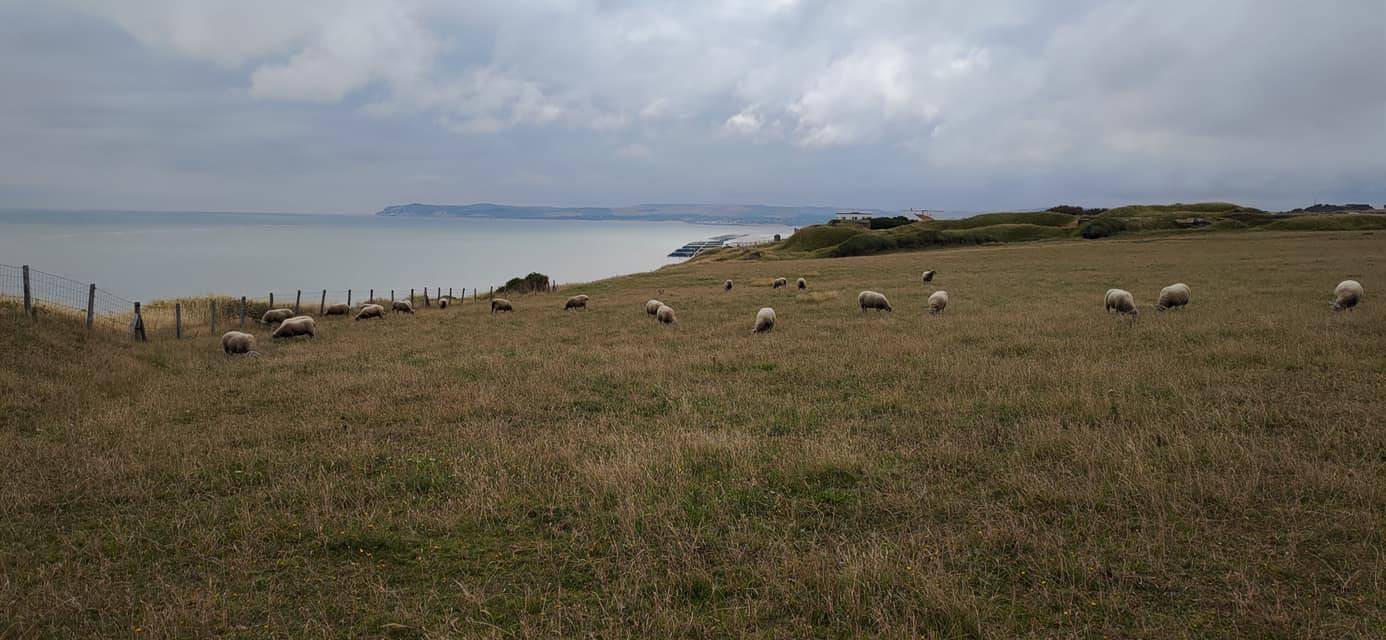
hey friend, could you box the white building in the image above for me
[835,211,873,222]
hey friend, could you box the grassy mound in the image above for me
[924,211,1078,230]
[1262,213,1386,231]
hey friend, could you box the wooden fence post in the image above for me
[320,289,326,315]
[210,300,217,334]
[131,302,146,341]
[369,288,374,303]
[347,289,352,307]
[240,297,247,327]
[294,290,301,315]
[269,292,274,308]
[423,288,430,307]
[175,303,182,339]
[86,284,95,329]
[410,289,415,306]
[488,286,493,300]
[21,265,32,318]
[448,287,453,298]
[391,289,395,302]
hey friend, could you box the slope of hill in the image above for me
[4,230,1383,637]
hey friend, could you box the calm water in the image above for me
[0,210,789,301]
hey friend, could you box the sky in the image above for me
[0,0,1382,214]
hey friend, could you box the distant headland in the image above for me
[374,202,887,226]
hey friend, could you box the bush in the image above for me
[868,216,913,230]
[1047,205,1087,215]
[1080,217,1128,239]
[498,272,551,294]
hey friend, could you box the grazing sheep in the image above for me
[220,331,257,355]
[354,304,385,321]
[724,279,733,292]
[927,290,949,315]
[324,303,350,316]
[438,298,450,309]
[491,298,513,313]
[796,277,807,290]
[1105,289,1139,316]
[645,299,664,316]
[752,307,776,333]
[261,308,294,324]
[272,315,316,339]
[922,270,936,284]
[858,290,893,313]
[656,304,677,325]
[1332,280,1364,311]
[1155,283,1191,311]
[392,300,414,314]
[564,294,590,311]
[772,277,787,289]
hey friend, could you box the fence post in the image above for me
[449,287,453,298]
[347,289,352,307]
[240,296,247,327]
[411,289,415,306]
[320,289,326,315]
[131,302,146,341]
[210,300,217,334]
[295,290,301,315]
[423,288,430,308]
[269,292,274,308]
[22,265,32,319]
[175,303,182,339]
[488,286,493,300]
[370,289,374,303]
[86,284,95,330]
[473,288,477,301]
[438,287,442,302]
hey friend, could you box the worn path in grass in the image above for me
[2,231,1383,638]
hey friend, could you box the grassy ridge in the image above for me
[2,231,1384,637]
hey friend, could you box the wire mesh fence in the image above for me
[1,264,540,342]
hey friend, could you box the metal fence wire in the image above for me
[2,264,540,341]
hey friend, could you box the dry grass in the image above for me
[2,231,1384,638]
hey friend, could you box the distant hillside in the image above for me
[376,202,885,226]
[694,202,1386,260]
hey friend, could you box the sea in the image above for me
[0,210,791,302]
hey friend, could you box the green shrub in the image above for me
[498,272,551,294]
[868,216,913,230]
[1080,217,1128,239]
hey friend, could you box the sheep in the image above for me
[724,279,733,292]
[324,303,350,316]
[220,330,257,355]
[272,315,316,339]
[772,277,787,289]
[564,294,590,311]
[261,308,294,324]
[656,304,677,325]
[796,277,807,290]
[438,298,450,309]
[752,307,776,333]
[1332,280,1364,311]
[858,290,892,313]
[392,300,415,314]
[645,299,664,316]
[1105,289,1139,316]
[922,270,936,283]
[1155,283,1191,311]
[927,290,949,315]
[354,304,385,320]
[491,298,513,313]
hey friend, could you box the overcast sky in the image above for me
[1,1,1382,214]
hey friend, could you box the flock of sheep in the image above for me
[220,273,1368,355]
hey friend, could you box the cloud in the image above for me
[3,0,1383,212]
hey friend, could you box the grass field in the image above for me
[3,231,1384,638]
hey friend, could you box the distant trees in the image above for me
[867,216,913,230]
[1048,205,1108,215]
[498,272,551,294]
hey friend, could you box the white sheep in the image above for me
[922,270,936,283]
[645,299,664,316]
[1332,280,1364,311]
[858,290,892,313]
[261,308,294,324]
[491,298,513,313]
[772,277,787,289]
[220,331,257,355]
[1155,283,1190,311]
[927,290,948,315]
[324,303,350,316]
[1105,289,1139,316]
[656,304,677,325]
[752,307,776,333]
[272,315,316,339]
[392,300,414,314]
[354,304,385,320]
[796,277,807,290]
[438,298,450,309]
[724,279,733,292]
[564,294,590,311]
